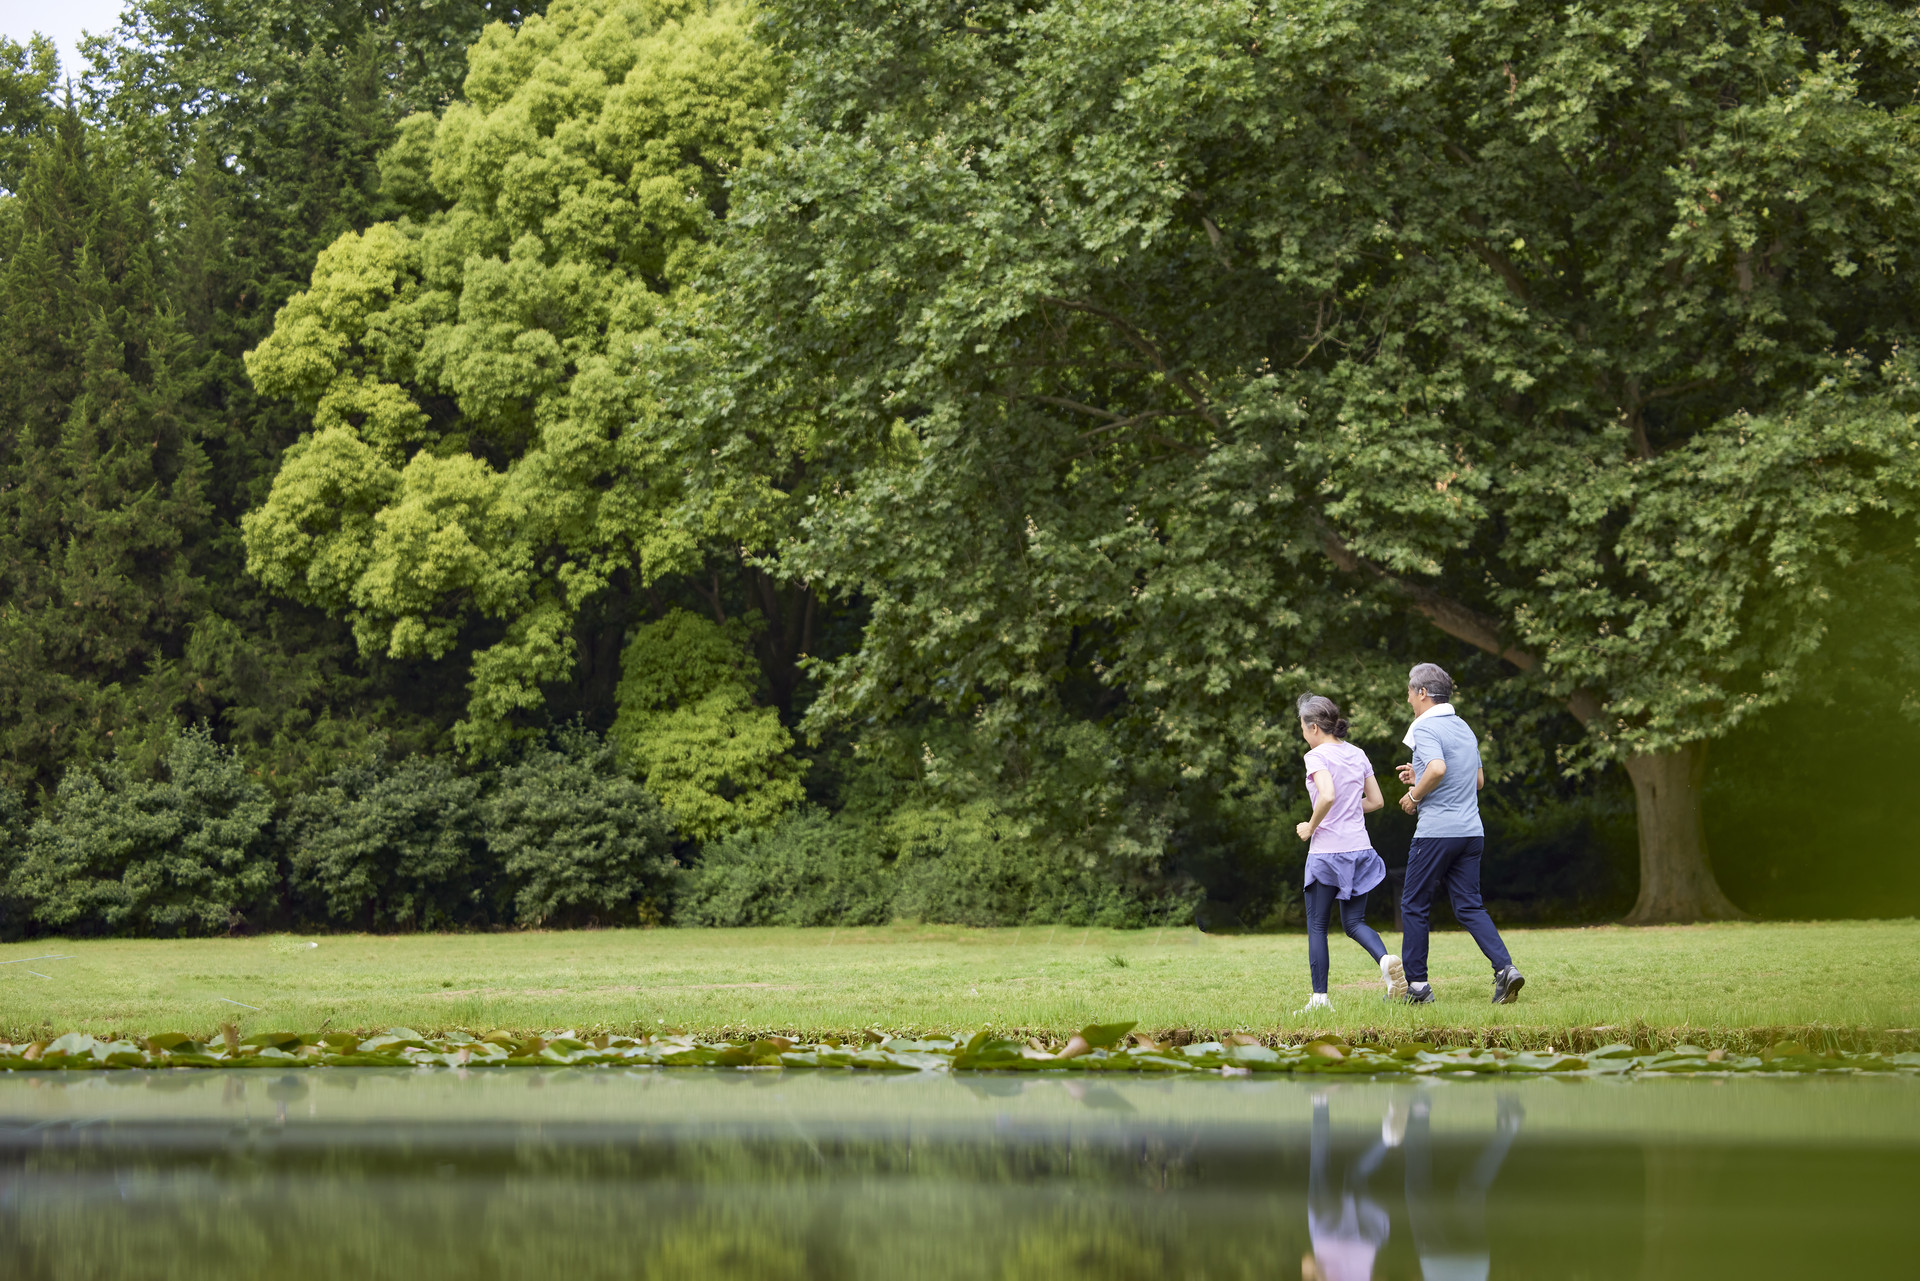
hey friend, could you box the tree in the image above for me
[0,36,59,195]
[241,0,791,755]
[62,1,558,791]
[0,106,210,793]
[715,0,1920,921]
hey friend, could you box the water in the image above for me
[2,1068,1913,1279]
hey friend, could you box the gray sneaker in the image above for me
[1492,966,1526,1005]
[1401,981,1435,1005]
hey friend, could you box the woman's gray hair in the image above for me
[1408,662,1453,702]
[1296,693,1350,739]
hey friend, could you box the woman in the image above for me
[1294,693,1407,1012]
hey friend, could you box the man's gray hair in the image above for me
[1408,662,1453,702]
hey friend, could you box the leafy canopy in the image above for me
[717,0,1920,781]
[242,0,784,750]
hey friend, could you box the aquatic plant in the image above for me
[4,1024,1914,1075]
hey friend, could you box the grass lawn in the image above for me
[3,919,1915,1050]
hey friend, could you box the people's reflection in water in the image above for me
[1405,1094,1524,1281]
[1302,1092,1392,1281]
[1302,1092,1525,1281]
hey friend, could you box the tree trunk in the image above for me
[1621,742,1746,924]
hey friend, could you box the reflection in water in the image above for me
[0,1070,1912,1280]
[1403,1094,1519,1281]
[1305,1092,1393,1281]
[1304,1092,1521,1281]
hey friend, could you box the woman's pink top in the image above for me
[1304,741,1374,854]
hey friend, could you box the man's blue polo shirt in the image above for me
[1407,707,1484,838]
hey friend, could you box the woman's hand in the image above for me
[1295,820,1313,841]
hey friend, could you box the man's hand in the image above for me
[1295,820,1313,841]
[1399,792,1418,815]
[1396,762,1416,786]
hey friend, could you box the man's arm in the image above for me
[1399,754,1446,814]
[1407,756,1447,802]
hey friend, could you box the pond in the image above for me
[2,1069,1912,1279]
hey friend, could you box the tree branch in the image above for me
[1467,241,1532,305]
[1039,297,1222,431]
[1641,377,1716,403]
[1025,394,1128,422]
[1317,522,1602,726]
[1086,413,1205,438]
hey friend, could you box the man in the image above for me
[1393,663,1526,1004]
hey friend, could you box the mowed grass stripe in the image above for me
[1,920,1914,1047]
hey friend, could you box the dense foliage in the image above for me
[241,0,788,751]
[0,106,209,793]
[707,0,1920,920]
[674,807,891,927]
[11,730,275,935]
[0,0,1915,936]
[484,727,676,925]
[285,753,488,929]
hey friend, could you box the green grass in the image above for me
[3,920,1915,1051]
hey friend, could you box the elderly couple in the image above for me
[1290,663,1526,1012]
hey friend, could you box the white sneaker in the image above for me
[1295,993,1334,1015]
[1380,954,1408,1000]
[1381,1103,1407,1148]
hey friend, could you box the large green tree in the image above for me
[242,0,799,814]
[0,2,554,796]
[712,0,1920,921]
[0,106,209,793]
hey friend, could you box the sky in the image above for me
[0,0,130,82]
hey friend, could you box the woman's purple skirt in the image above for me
[1304,847,1386,901]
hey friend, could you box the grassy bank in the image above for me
[3,920,1915,1052]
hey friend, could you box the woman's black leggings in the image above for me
[1305,880,1387,994]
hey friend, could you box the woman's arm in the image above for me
[1295,769,1336,841]
[1361,774,1384,813]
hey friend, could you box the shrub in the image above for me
[887,802,1184,928]
[612,610,806,839]
[12,729,274,935]
[675,808,892,927]
[284,753,489,929]
[486,727,675,927]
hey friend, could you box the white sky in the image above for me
[0,0,130,82]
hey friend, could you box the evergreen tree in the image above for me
[0,3,555,797]
[0,107,209,793]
